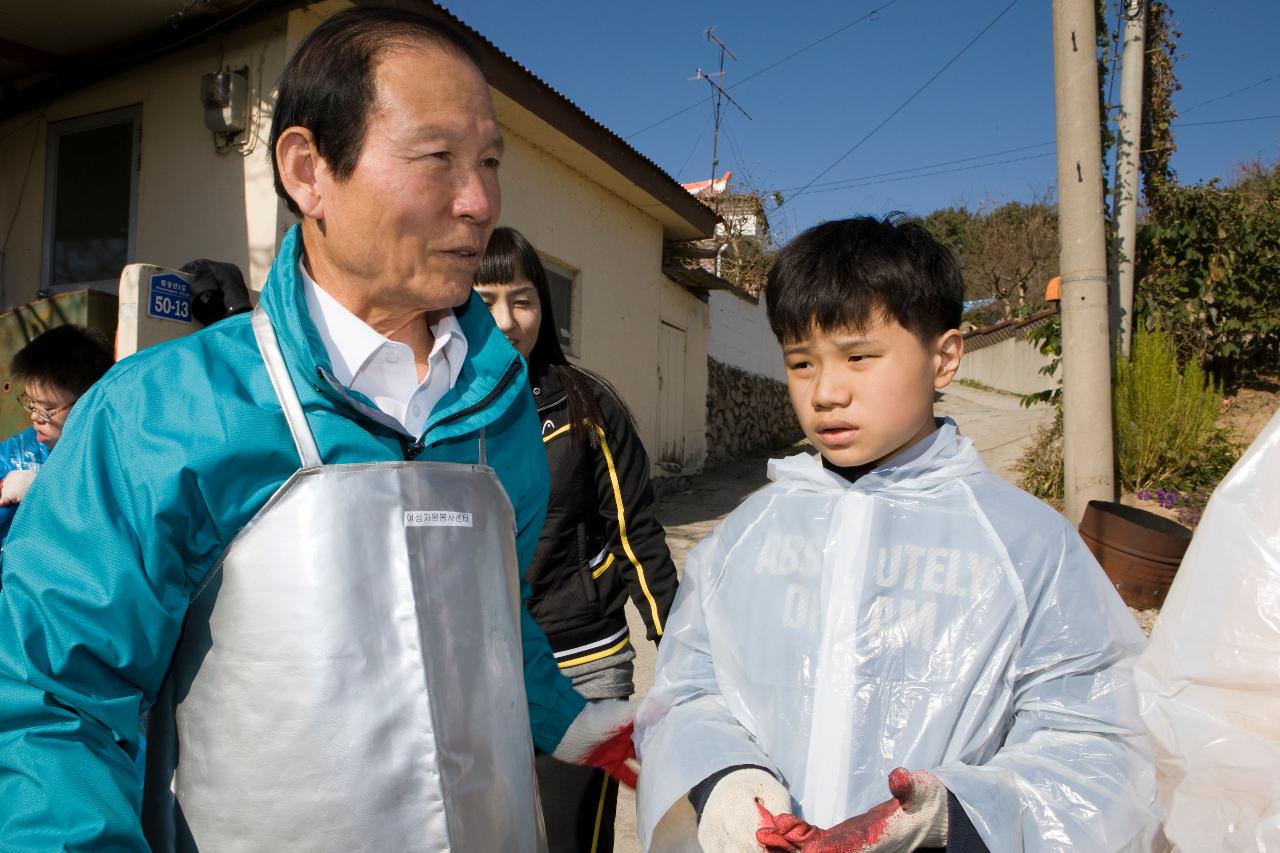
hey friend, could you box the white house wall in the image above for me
[497,122,707,470]
[708,290,785,382]
[0,17,291,304]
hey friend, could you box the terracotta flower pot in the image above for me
[1078,500,1192,609]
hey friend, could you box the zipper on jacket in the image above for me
[536,391,568,415]
[405,359,522,461]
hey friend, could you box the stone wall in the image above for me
[705,357,803,466]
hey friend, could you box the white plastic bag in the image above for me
[1135,407,1280,851]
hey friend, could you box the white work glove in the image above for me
[697,767,792,853]
[756,768,947,852]
[551,698,638,788]
[0,469,36,506]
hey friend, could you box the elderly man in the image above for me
[0,9,632,851]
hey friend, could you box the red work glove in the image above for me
[756,768,948,852]
[551,699,639,788]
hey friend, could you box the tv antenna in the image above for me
[692,26,751,209]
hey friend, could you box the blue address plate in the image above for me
[148,273,193,323]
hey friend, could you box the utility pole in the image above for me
[1052,0,1117,524]
[693,27,751,212]
[1111,0,1146,357]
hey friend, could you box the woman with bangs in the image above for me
[475,227,678,853]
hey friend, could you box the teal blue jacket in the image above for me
[0,226,586,850]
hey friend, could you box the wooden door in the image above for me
[656,322,687,467]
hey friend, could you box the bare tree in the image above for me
[968,193,1059,317]
[926,190,1059,320]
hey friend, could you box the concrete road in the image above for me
[611,385,1054,851]
[934,382,1055,482]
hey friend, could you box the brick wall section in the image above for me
[705,357,803,465]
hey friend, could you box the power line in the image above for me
[91,0,263,69]
[747,97,1280,207]
[779,0,1024,208]
[624,0,902,140]
[774,140,1056,193]
[726,0,901,94]
[1177,112,1280,128]
[722,121,763,196]
[769,113,1280,204]
[795,151,1054,197]
[625,93,703,142]
[0,113,42,147]
[675,116,712,182]
[1181,72,1280,115]
[800,112,1278,192]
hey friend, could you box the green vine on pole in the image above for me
[1141,0,1181,215]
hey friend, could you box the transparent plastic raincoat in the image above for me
[635,421,1163,852]
[1135,407,1280,850]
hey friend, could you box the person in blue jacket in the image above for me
[0,325,114,545]
[0,9,634,850]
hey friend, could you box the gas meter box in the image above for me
[201,69,248,133]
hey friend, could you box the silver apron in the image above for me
[142,308,546,852]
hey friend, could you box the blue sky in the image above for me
[445,0,1279,243]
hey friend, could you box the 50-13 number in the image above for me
[151,294,191,320]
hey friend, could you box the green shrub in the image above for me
[1020,313,1061,408]
[1016,409,1063,504]
[1113,328,1228,491]
[1177,427,1240,490]
[962,303,999,329]
[1136,171,1280,385]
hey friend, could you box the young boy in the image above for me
[634,216,1161,852]
[0,325,114,542]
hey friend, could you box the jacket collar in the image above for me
[767,418,987,494]
[529,360,569,411]
[260,224,528,443]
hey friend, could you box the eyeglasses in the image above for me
[18,392,74,425]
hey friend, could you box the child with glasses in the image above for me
[0,325,114,538]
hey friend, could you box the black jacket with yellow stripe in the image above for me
[525,362,678,685]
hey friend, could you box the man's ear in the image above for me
[933,329,965,389]
[275,126,325,220]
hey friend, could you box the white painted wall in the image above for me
[498,122,708,471]
[0,17,290,304]
[708,290,785,383]
[955,334,1056,396]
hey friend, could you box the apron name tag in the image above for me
[404,510,474,528]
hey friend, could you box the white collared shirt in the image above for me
[300,261,467,438]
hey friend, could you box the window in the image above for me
[541,257,577,355]
[41,106,141,293]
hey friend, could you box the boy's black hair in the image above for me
[269,7,481,218]
[765,213,964,344]
[12,325,114,398]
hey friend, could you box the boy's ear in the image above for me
[933,329,964,389]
